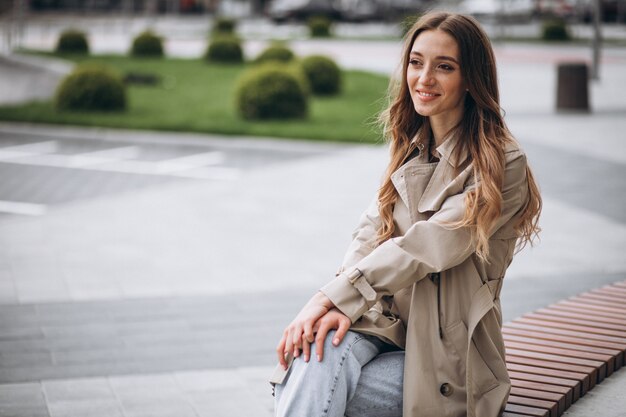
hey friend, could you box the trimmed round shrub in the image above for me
[308,16,332,38]
[541,19,571,41]
[205,36,244,63]
[255,44,295,64]
[212,17,236,34]
[55,65,126,111]
[236,65,308,120]
[56,30,89,54]
[131,31,164,57]
[301,55,341,95]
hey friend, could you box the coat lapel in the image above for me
[417,132,472,213]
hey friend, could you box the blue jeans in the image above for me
[274,330,404,417]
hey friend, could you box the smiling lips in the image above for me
[416,90,440,102]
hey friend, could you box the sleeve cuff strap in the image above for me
[345,268,377,303]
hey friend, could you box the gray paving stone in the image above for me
[42,377,115,401]
[0,326,44,341]
[0,340,50,353]
[523,141,626,224]
[0,406,50,417]
[0,351,53,368]
[109,373,183,400]
[189,388,269,417]
[121,399,198,417]
[0,282,17,304]
[0,382,46,405]
[47,399,123,417]
[175,370,246,392]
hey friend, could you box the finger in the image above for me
[302,334,311,362]
[315,321,332,362]
[276,334,287,369]
[291,325,303,350]
[284,329,295,360]
[333,318,351,346]
[304,321,314,344]
[287,328,300,358]
[312,321,320,333]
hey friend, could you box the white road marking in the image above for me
[0,141,58,161]
[0,200,47,216]
[0,145,239,180]
[154,151,225,173]
[0,141,57,154]
[66,146,140,167]
[171,166,240,180]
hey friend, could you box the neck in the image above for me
[429,110,463,147]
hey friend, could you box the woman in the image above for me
[271,12,542,417]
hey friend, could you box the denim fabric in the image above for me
[275,330,404,417]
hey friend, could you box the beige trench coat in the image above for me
[323,132,529,417]
[270,133,530,417]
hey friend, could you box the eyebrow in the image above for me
[410,51,459,64]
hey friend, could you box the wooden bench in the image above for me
[501,280,626,417]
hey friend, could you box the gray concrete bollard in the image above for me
[556,62,590,112]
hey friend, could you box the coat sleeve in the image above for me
[320,149,529,323]
[336,196,381,276]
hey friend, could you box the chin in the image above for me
[414,106,432,117]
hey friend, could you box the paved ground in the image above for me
[0,15,625,417]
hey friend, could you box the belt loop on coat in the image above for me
[430,272,443,339]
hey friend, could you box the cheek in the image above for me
[406,69,418,87]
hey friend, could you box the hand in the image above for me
[276,291,334,369]
[310,308,351,363]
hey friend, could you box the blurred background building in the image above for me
[0,0,623,22]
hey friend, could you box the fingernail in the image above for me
[317,354,321,362]
[304,354,309,362]
[283,364,288,370]
[333,338,339,346]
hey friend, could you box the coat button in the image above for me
[440,383,453,397]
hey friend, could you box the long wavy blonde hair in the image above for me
[377,12,541,260]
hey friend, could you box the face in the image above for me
[406,29,467,128]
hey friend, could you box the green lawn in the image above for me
[0,54,391,143]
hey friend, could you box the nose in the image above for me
[418,64,435,86]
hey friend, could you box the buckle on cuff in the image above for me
[346,268,377,303]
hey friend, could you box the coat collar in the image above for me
[416,130,473,213]
[435,129,469,169]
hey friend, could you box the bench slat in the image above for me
[507,371,580,402]
[506,361,590,392]
[513,318,626,344]
[510,386,567,413]
[510,379,572,409]
[592,288,626,299]
[502,326,626,353]
[504,403,550,417]
[570,295,626,311]
[503,333,622,371]
[508,395,558,417]
[525,311,626,333]
[561,297,624,314]
[503,333,622,357]
[576,293,626,306]
[505,347,604,383]
[546,303,626,321]
[504,339,615,375]
[536,307,626,327]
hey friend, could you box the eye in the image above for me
[409,59,423,67]
[439,63,455,71]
